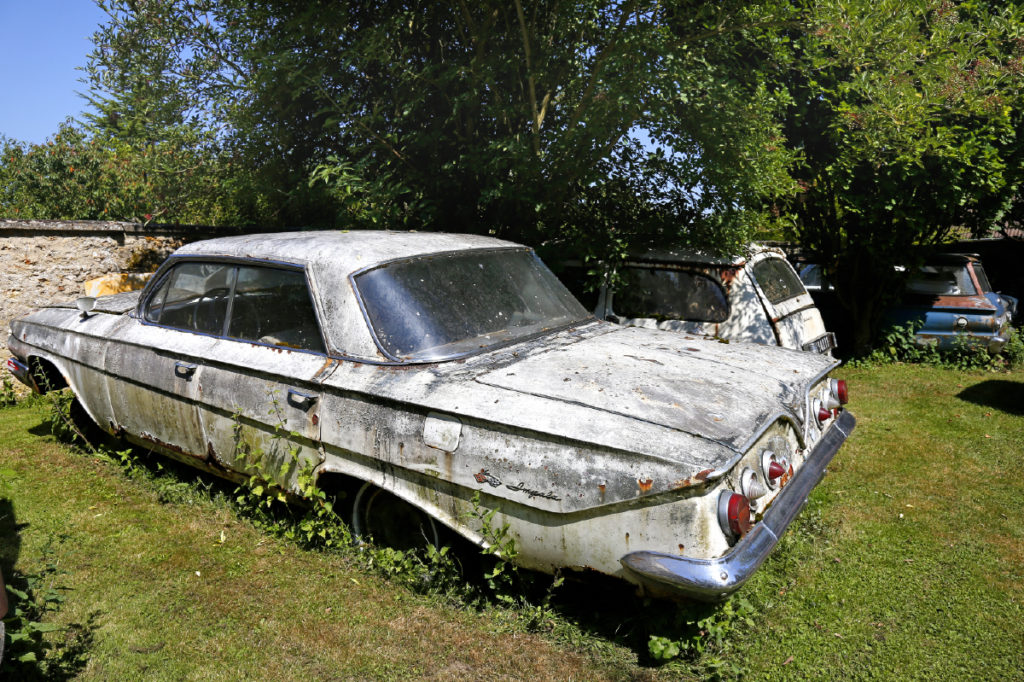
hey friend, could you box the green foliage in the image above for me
[464,492,522,606]
[647,596,755,679]
[0,537,94,679]
[774,1,1024,352]
[44,391,83,447]
[852,320,1024,371]
[71,0,802,255]
[0,376,18,408]
[0,122,283,226]
[1001,326,1024,369]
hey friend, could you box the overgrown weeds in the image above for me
[853,322,1024,371]
[2,465,95,679]
[0,375,18,407]
[42,392,573,632]
[0,540,97,680]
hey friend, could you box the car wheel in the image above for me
[351,482,439,551]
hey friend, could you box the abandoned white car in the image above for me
[6,231,854,600]
[560,245,837,355]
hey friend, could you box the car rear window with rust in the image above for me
[613,266,729,323]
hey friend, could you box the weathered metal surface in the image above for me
[593,245,831,353]
[884,256,1012,353]
[6,230,854,599]
[621,410,855,600]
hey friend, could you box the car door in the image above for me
[191,262,328,493]
[746,252,832,353]
[106,260,235,460]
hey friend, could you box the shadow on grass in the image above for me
[956,380,1024,416]
[0,497,98,681]
[545,570,720,666]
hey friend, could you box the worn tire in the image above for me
[351,482,440,551]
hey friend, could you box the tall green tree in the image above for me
[79,0,798,253]
[776,0,1024,352]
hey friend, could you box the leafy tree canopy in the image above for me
[74,0,798,254]
[774,0,1024,351]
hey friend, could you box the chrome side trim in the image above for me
[620,410,855,601]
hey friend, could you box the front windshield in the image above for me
[354,248,590,361]
[906,265,977,296]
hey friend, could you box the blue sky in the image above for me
[0,1,107,144]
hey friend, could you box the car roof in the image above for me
[171,230,526,362]
[927,253,980,265]
[175,230,523,273]
[625,243,781,267]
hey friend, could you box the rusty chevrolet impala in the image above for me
[6,231,854,600]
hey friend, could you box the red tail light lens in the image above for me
[718,491,752,539]
[832,379,848,405]
[762,449,790,490]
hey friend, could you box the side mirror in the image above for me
[76,296,97,319]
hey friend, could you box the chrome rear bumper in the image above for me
[620,410,856,601]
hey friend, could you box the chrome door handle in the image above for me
[287,389,318,411]
[174,361,197,379]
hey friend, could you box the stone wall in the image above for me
[1,219,250,363]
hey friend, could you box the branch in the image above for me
[564,0,638,138]
[513,0,542,155]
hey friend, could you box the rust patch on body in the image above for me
[637,478,654,493]
[719,266,742,289]
[139,432,197,459]
[695,469,714,481]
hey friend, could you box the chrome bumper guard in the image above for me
[620,410,856,601]
[802,332,837,355]
[5,355,35,392]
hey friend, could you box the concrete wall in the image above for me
[1,219,252,362]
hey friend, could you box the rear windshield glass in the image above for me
[751,258,806,305]
[613,266,728,322]
[354,248,590,361]
[906,265,977,296]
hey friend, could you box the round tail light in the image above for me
[762,449,789,490]
[718,491,752,540]
[740,467,767,501]
[832,378,848,405]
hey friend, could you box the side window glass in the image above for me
[143,261,236,335]
[972,264,993,293]
[751,258,806,305]
[227,266,325,353]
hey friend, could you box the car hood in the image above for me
[472,325,833,451]
[48,291,142,315]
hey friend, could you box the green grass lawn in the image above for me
[1,363,1023,680]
